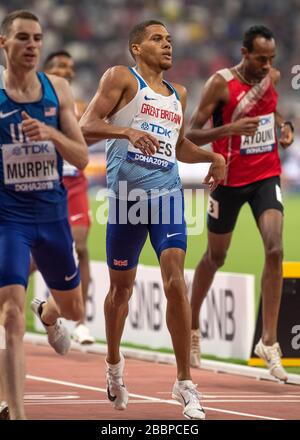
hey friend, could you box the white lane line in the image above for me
[204,396,300,399]
[24,398,300,404]
[203,400,300,403]
[26,374,283,420]
[202,406,281,420]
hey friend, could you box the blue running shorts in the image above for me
[106,190,187,271]
[0,219,80,290]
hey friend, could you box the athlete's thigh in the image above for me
[160,247,186,284]
[207,184,245,234]
[32,219,80,291]
[50,285,82,311]
[249,176,284,225]
[0,222,32,289]
[71,225,89,251]
[149,190,187,260]
[106,198,148,271]
[257,209,283,250]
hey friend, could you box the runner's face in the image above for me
[1,18,42,69]
[136,25,172,70]
[244,37,276,80]
[45,55,75,83]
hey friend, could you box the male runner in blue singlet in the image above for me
[80,20,225,420]
[0,10,88,419]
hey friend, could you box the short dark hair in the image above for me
[0,10,39,36]
[43,50,72,69]
[129,20,166,59]
[243,25,274,52]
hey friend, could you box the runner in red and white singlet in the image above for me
[186,25,294,381]
[212,66,280,186]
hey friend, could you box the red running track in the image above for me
[23,342,300,420]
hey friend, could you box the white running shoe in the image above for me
[73,324,95,345]
[254,338,288,382]
[106,354,129,410]
[190,329,201,368]
[31,298,71,355]
[0,400,9,420]
[172,380,205,420]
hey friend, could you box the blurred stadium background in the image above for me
[1,0,299,370]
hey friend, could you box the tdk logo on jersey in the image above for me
[259,116,271,126]
[140,122,171,138]
[12,143,50,155]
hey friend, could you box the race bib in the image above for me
[127,139,176,170]
[127,118,180,170]
[240,113,275,155]
[2,141,59,192]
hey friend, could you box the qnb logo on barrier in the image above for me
[200,288,236,341]
[85,277,96,323]
[129,280,163,331]
[291,325,300,350]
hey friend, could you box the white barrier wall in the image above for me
[34,261,255,360]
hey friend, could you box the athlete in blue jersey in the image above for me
[0,10,88,419]
[80,20,225,420]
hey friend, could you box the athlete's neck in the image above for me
[234,63,260,86]
[135,63,169,95]
[3,67,40,96]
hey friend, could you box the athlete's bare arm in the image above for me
[79,65,159,155]
[174,83,226,189]
[186,73,259,145]
[75,100,88,120]
[21,76,88,169]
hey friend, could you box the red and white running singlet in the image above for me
[211,68,280,186]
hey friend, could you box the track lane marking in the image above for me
[26,374,283,420]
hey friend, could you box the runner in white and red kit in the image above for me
[187,25,294,381]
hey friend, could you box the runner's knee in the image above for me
[206,249,227,270]
[3,303,25,339]
[75,238,88,260]
[107,284,132,308]
[265,244,283,266]
[163,275,186,302]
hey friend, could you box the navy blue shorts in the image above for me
[106,190,187,271]
[0,219,80,290]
